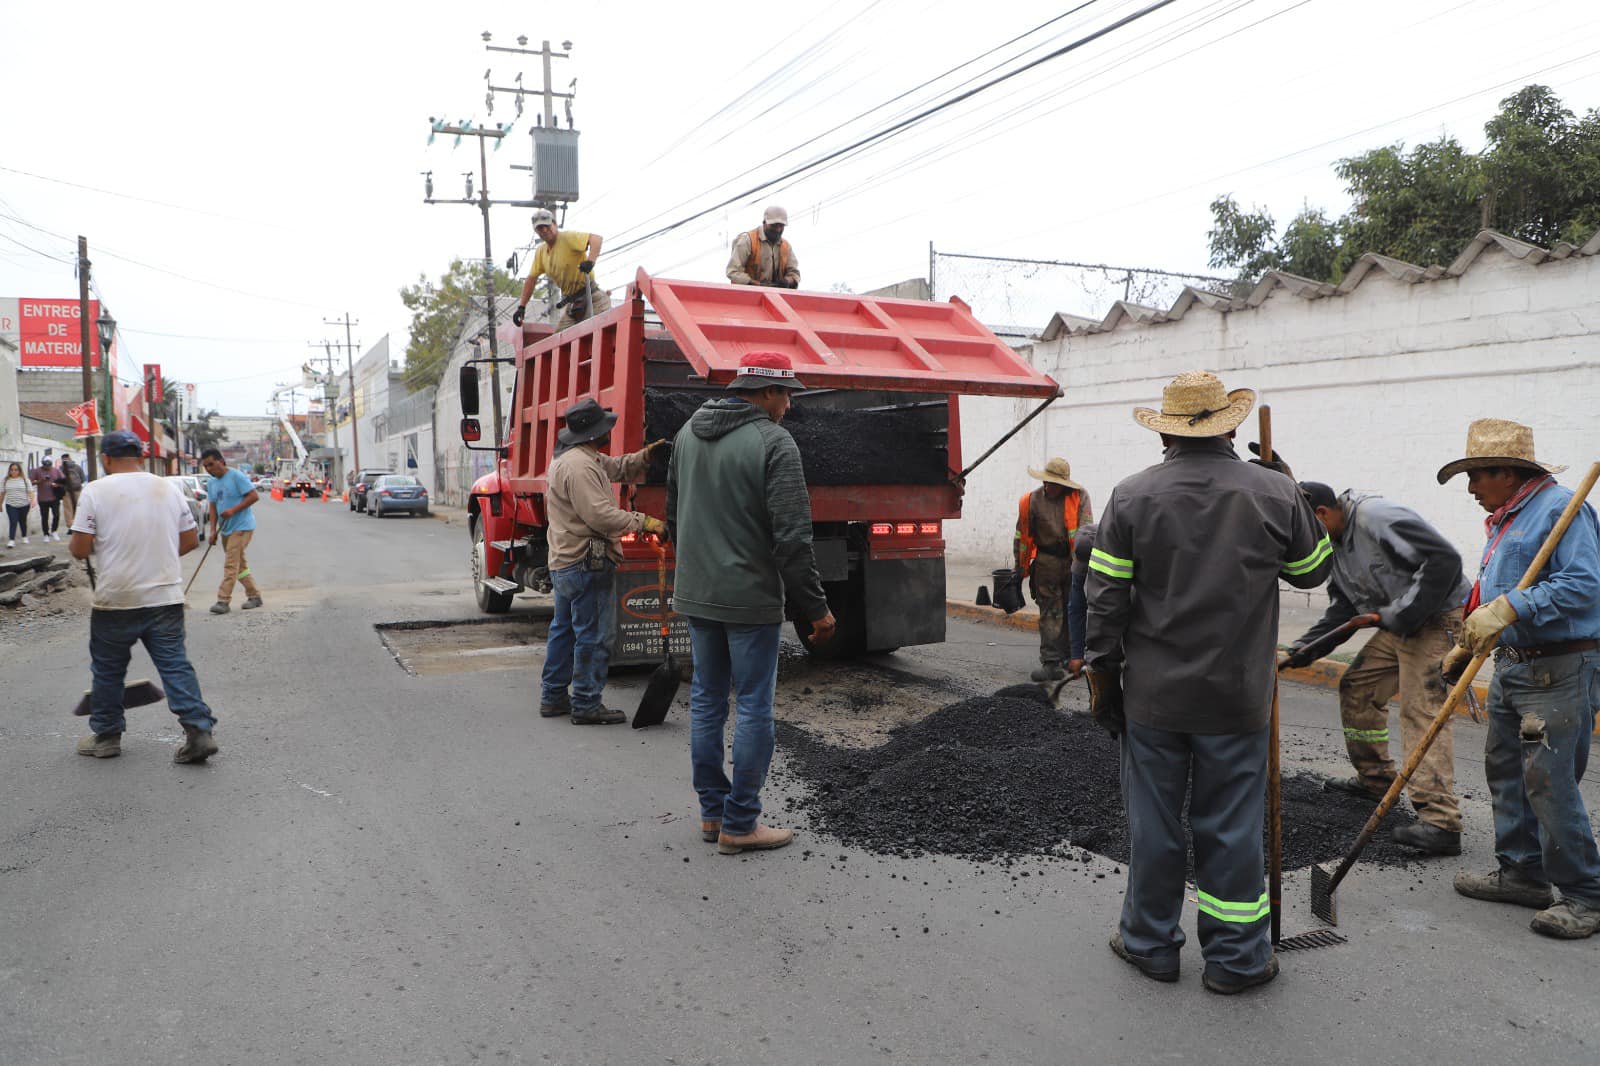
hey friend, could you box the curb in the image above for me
[945,598,1493,710]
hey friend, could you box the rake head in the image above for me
[1277,927,1347,952]
[1310,863,1339,926]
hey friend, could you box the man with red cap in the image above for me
[666,351,835,854]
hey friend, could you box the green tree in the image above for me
[1208,85,1600,284]
[187,410,229,454]
[400,259,521,391]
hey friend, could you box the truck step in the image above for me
[489,539,528,552]
[482,577,520,594]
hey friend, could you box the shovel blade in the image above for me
[1309,863,1339,927]
[632,654,680,729]
[73,678,165,717]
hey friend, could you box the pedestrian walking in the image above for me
[4,461,33,547]
[1281,480,1469,855]
[511,208,608,331]
[201,449,262,614]
[539,398,668,724]
[69,430,219,763]
[726,205,801,288]
[1438,418,1600,939]
[30,457,64,542]
[58,454,84,527]
[666,351,836,855]
[1015,457,1093,681]
[1085,371,1332,994]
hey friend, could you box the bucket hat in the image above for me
[1132,371,1254,437]
[556,397,618,448]
[1436,418,1566,484]
[1027,457,1084,491]
[728,351,806,391]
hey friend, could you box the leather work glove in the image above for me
[1461,594,1517,656]
[1084,664,1126,739]
[1279,643,1317,671]
[1439,644,1473,686]
[511,305,526,326]
[578,259,595,274]
[1246,441,1294,480]
[641,515,667,537]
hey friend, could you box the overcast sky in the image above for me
[3,0,1596,415]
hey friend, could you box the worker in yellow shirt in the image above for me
[512,209,609,330]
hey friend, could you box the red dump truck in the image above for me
[458,270,1059,665]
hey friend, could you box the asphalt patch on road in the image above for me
[776,687,1423,871]
[375,615,552,676]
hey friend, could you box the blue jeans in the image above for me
[89,605,216,737]
[541,563,616,713]
[686,617,782,836]
[1485,649,1600,905]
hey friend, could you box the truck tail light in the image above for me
[919,522,940,535]
[620,533,637,543]
[895,523,916,535]
[870,523,893,536]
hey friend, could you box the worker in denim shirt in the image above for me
[1438,418,1600,940]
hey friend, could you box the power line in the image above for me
[0,228,73,265]
[0,163,263,225]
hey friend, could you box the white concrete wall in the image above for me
[948,243,1600,573]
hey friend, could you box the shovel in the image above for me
[183,536,215,600]
[1311,459,1600,927]
[73,679,165,717]
[1276,613,1381,672]
[632,538,679,728]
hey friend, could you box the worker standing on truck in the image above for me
[540,398,667,725]
[512,208,608,331]
[1015,458,1092,682]
[1438,419,1600,940]
[726,206,800,289]
[1085,371,1332,995]
[666,351,835,855]
[1280,479,1468,856]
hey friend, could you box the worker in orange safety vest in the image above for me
[1015,457,1093,682]
[726,206,801,288]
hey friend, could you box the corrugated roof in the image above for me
[19,401,75,428]
[1045,227,1600,337]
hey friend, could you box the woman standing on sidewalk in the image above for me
[4,462,33,547]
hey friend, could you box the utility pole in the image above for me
[324,314,361,478]
[306,342,343,486]
[76,236,97,480]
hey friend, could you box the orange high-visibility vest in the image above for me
[746,228,791,285]
[1014,489,1084,576]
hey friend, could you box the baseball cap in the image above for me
[530,209,557,229]
[763,205,788,226]
[101,429,143,457]
[727,351,806,391]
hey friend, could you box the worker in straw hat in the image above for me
[1085,371,1332,994]
[726,206,800,288]
[1014,457,1093,682]
[1437,418,1600,939]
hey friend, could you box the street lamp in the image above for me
[95,307,115,361]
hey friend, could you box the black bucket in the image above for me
[992,568,1024,613]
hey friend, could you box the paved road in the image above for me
[2,497,1596,1064]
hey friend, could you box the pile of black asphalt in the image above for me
[776,685,1422,870]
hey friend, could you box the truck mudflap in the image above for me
[863,556,945,651]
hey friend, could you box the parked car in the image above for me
[366,474,429,518]
[165,476,207,530]
[171,474,207,503]
[349,469,395,513]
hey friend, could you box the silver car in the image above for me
[165,475,207,529]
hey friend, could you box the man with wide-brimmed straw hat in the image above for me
[1014,457,1093,681]
[1085,370,1332,994]
[540,398,669,725]
[1438,418,1600,939]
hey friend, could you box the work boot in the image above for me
[1030,664,1067,683]
[570,706,627,725]
[1530,899,1600,940]
[1108,933,1179,983]
[76,733,121,759]
[209,602,230,615]
[242,596,263,610]
[701,820,721,843]
[1391,823,1461,856]
[1454,866,1556,909]
[1323,774,1389,800]
[173,725,219,764]
[1202,956,1279,995]
[717,824,794,855]
[538,697,570,719]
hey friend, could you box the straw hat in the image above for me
[1436,418,1566,484]
[1027,457,1085,491]
[1133,371,1255,437]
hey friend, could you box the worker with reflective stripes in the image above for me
[1084,371,1332,995]
[1014,457,1092,682]
[1282,481,1469,856]
[726,206,800,288]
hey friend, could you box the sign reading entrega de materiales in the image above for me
[0,297,103,369]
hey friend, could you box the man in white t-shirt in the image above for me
[69,430,219,763]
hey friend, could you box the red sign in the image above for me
[144,364,163,402]
[68,400,101,438]
[15,299,102,369]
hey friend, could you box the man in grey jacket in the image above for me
[666,352,835,856]
[1283,482,1469,855]
[1086,371,1332,995]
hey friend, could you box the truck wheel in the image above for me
[795,578,866,659]
[472,523,513,614]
